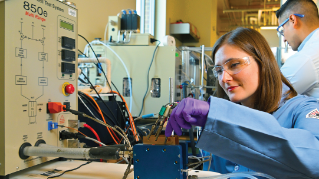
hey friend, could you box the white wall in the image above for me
[71,0,136,51]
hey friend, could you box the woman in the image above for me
[165,27,319,178]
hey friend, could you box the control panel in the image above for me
[0,0,77,176]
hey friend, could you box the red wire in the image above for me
[83,124,103,162]
[84,124,101,144]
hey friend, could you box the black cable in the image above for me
[78,34,117,109]
[80,71,118,125]
[78,91,117,126]
[122,157,133,179]
[78,34,113,93]
[78,77,89,84]
[80,91,124,128]
[47,161,92,178]
[78,49,85,56]
[78,34,128,130]
[108,81,127,126]
[78,34,134,143]
[138,41,161,116]
[78,85,117,126]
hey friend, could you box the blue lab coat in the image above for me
[197,87,319,179]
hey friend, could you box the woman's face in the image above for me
[214,44,260,107]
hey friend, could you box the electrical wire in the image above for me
[122,157,133,179]
[78,49,85,55]
[86,40,133,112]
[84,136,106,146]
[117,157,129,164]
[83,124,102,146]
[85,114,130,148]
[110,90,138,141]
[84,92,120,144]
[58,125,87,137]
[138,41,161,116]
[208,153,212,171]
[187,159,211,167]
[47,161,92,179]
[79,94,122,151]
[78,91,117,126]
[78,95,100,121]
[79,90,120,143]
[78,36,115,97]
[104,81,128,132]
[80,72,118,125]
[78,34,118,121]
[83,123,104,162]
[111,81,122,100]
[79,92,132,143]
[57,125,104,147]
[64,108,132,149]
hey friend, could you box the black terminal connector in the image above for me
[150,38,158,44]
[63,102,70,110]
[63,107,85,117]
[59,130,83,140]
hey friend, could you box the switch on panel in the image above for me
[62,49,75,61]
[65,84,74,94]
[61,36,75,49]
[62,82,75,96]
[61,62,75,74]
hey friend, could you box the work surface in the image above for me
[8,160,134,179]
[8,160,221,179]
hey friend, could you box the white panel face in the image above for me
[1,0,77,176]
[88,45,176,117]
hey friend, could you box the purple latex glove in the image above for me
[165,98,209,137]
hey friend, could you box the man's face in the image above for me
[278,16,300,51]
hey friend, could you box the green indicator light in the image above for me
[175,53,179,57]
[62,74,64,76]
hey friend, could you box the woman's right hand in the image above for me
[165,98,210,137]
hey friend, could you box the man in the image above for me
[277,0,319,99]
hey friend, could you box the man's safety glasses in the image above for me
[213,56,251,79]
[277,14,304,37]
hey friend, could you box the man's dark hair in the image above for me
[276,0,319,22]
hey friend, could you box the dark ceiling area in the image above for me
[217,0,281,34]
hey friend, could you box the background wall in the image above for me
[166,0,218,48]
[71,0,136,51]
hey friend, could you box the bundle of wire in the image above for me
[109,90,138,142]
[78,91,139,145]
[78,91,121,144]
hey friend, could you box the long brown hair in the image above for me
[212,27,297,113]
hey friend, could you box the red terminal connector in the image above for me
[47,102,66,113]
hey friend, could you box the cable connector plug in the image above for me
[150,38,159,43]
[59,130,84,140]
[64,108,85,117]
[47,102,66,113]
[48,121,58,130]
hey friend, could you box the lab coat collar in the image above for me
[298,28,319,51]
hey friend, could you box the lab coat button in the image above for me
[234,165,239,171]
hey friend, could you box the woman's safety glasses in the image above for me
[213,56,251,79]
